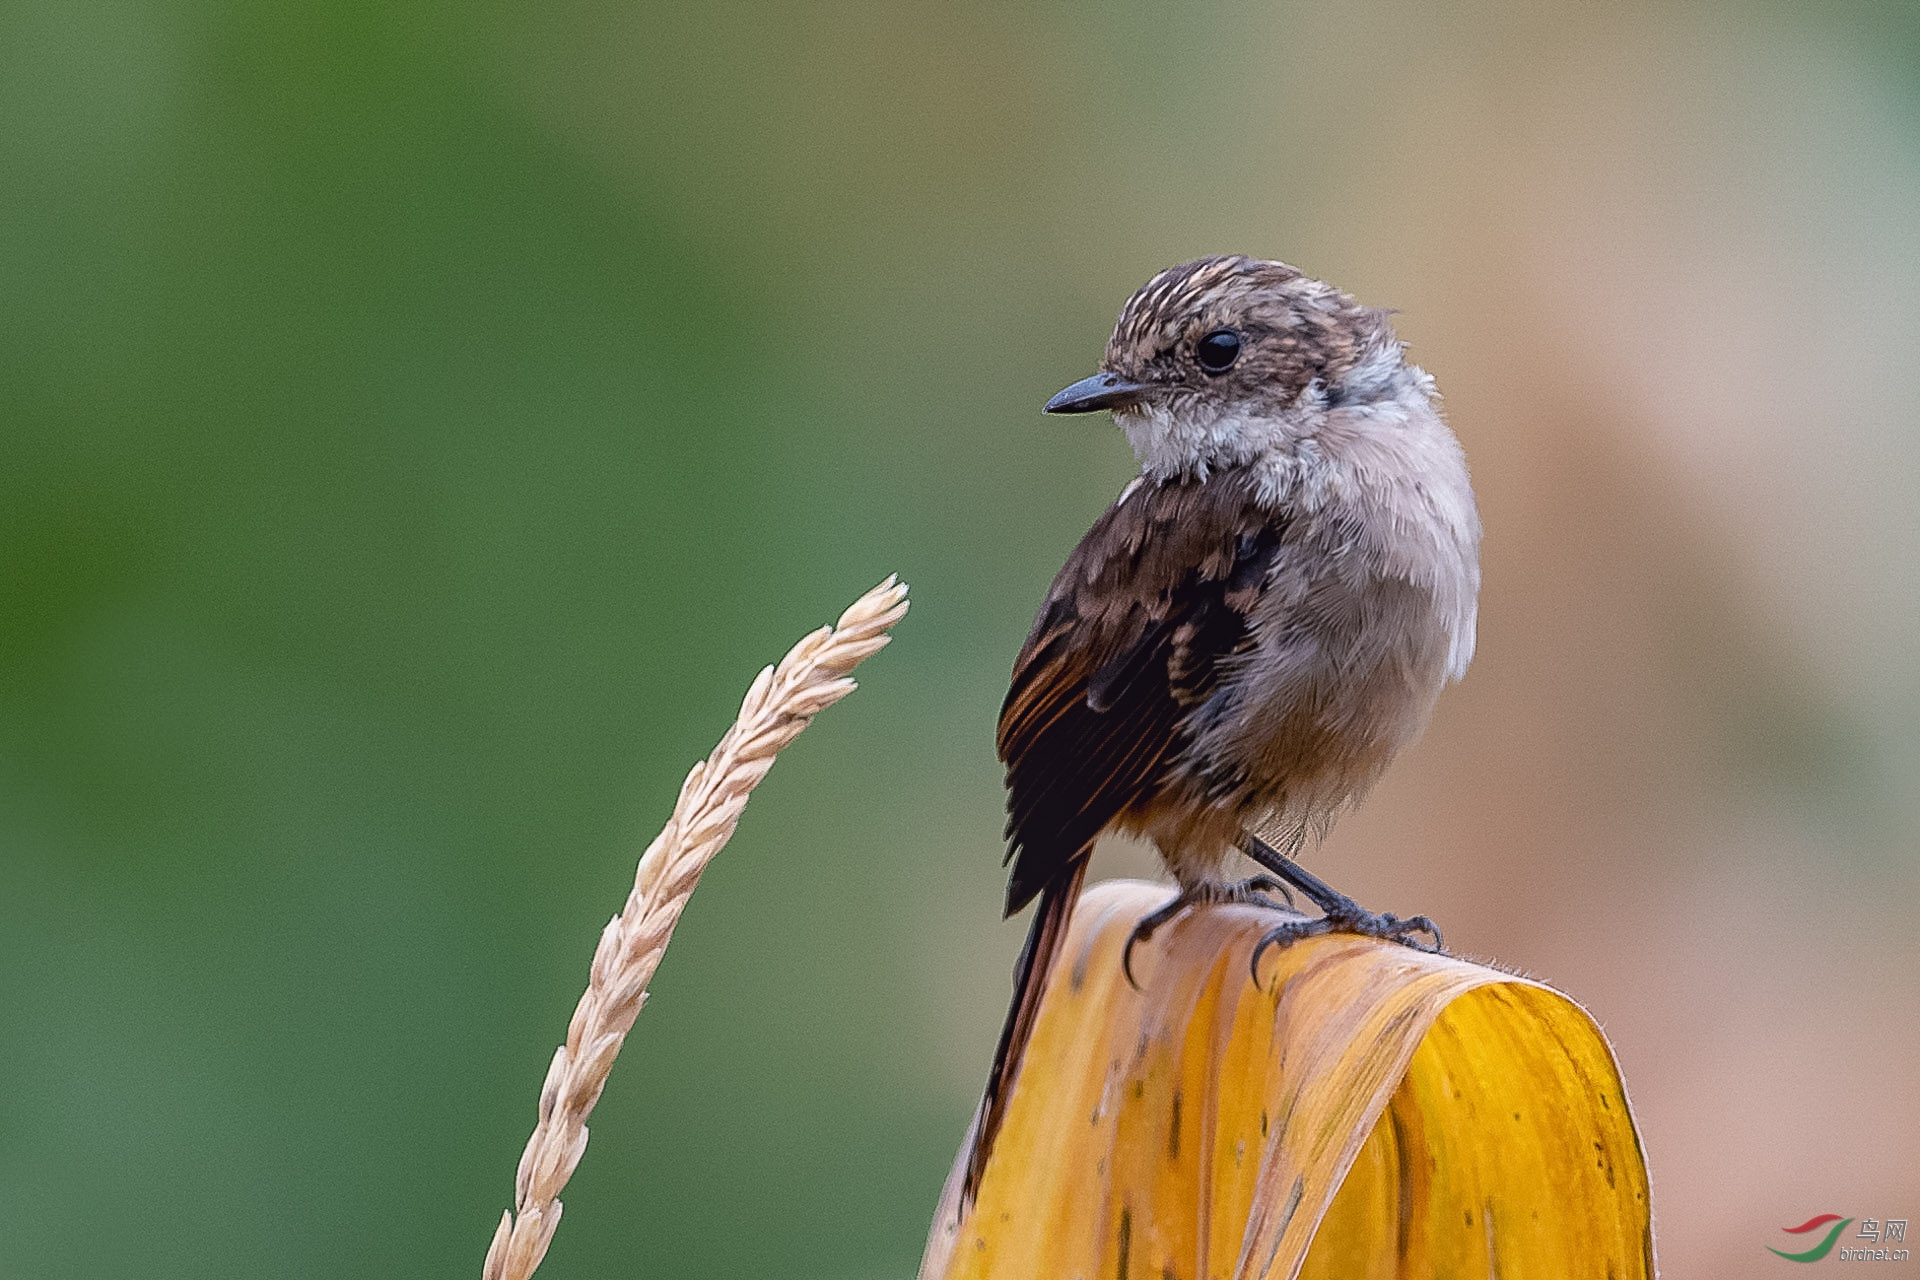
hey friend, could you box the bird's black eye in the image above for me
[1195,329,1241,373]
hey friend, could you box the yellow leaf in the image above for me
[921,880,1655,1280]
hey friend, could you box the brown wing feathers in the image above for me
[998,473,1280,911]
[962,474,1282,1204]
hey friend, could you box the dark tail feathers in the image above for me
[961,859,1088,1207]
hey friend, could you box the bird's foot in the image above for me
[1249,903,1444,982]
[1236,833,1445,982]
[1123,876,1298,988]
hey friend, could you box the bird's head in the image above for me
[1045,255,1417,481]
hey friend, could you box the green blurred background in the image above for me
[3,1,1917,1276]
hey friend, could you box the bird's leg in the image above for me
[1239,833,1444,980]
[1123,875,1299,989]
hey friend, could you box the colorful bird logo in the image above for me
[1769,1215,1854,1262]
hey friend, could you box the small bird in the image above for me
[964,255,1482,1202]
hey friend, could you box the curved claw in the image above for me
[1121,926,1148,991]
[1123,894,1190,990]
[1248,933,1276,986]
[1248,916,1332,985]
[1396,914,1444,952]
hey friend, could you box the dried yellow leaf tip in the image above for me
[921,880,1655,1280]
[483,577,908,1280]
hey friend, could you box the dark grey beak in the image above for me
[1043,371,1149,414]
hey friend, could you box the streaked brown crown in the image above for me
[1103,255,1398,406]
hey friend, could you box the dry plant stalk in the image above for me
[482,576,910,1280]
